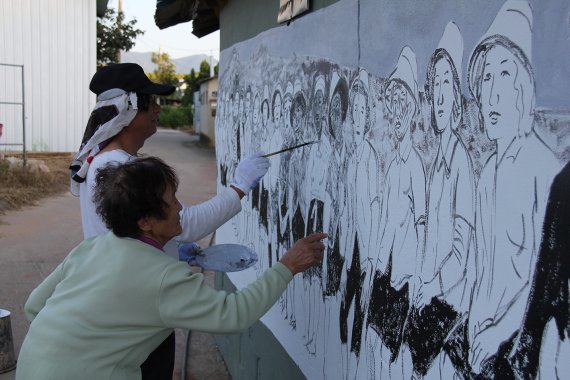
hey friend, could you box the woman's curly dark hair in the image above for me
[93,156,179,238]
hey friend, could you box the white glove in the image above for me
[231,151,270,193]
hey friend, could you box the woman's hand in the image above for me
[280,232,328,275]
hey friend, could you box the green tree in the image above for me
[181,60,213,106]
[97,8,143,66]
[199,60,211,77]
[181,69,197,106]
[150,52,178,87]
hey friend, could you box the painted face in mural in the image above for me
[330,92,343,132]
[292,100,304,136]
[252,94,260,129]
[273,92,282,125]
[351,92,367,146]
[330,92,344,149]
[480,44,522,143]
[433,57,455,133]
[261,100,269,128]
[385,80,415,141]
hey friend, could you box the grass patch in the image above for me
[0,153,71,214]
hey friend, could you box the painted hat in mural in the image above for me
[273,83,283,101]
[329,70,348,117]
[293,78,303,98]
[350,68,370,96]
[263,84,270,104]
[467,0,533,100]
[426,21,463,103]
[330,71,341,106]
[314,74,326,96]
[387,46,419,103]
[272,83,283,119]
[284,81,294,100]
[89,63,175,96]
[438,21,463,82]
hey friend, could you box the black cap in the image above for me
[89,63,175,96]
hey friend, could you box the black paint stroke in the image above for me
[507,160,570,378]
[340,234,366,357]
[367,253,410,362]
[305,198,324,280]
[405,298,460,376]
[259,182,269,231]
[324,224,344,297]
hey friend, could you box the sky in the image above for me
[108,0,220,61]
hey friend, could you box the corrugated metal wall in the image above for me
[0,0,97,153]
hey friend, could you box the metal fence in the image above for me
[0,63,26,165]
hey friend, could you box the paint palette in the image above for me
[196,244,258,272]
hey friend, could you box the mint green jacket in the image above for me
[16,233,292,380]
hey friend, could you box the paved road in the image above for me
[0,129,230,380]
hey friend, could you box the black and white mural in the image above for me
[215,0,570,378]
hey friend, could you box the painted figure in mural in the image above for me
[508,160,570,379]
[276,81,296,322]
[467,0,561,376]
[261,86,270,131]
[265,84,285,272]
[303,70,332,355]
[404,21,476,379]
[232,87,241,168]
[258,85,271,238]
[251,86,267,217]
[218,91,230,186]
[277,81,294,261]
[338,68,381,379]
[366,46,426,379]
[323,70,349,299]
[242,85,252,157]
[240,89,261,257]
[289,79,308,245]
[215,91,227,186]
[279,79,308,330]
[238,85,255,248]
[321,68,350,380]
[252,91,261,142]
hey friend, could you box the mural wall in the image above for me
[215,0,570,378]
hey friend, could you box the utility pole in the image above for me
[116,0,123,63]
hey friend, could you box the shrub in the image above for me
[159,105,193,129]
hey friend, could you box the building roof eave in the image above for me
[154,0,227,38]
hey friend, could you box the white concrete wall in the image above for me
[0,0,97,153]
[199,77,218,146]
[216,0,570,378]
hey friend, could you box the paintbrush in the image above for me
[262,140,320,158]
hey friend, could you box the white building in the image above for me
[197,76,218,147]
[0,0,100,153]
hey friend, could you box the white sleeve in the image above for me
[175,187,242,242]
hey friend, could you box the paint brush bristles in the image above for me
[262,140,319,158]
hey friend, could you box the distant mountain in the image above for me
[120,51,218,75]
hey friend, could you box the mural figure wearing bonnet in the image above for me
[366,46,426,380]
[405,21,476,379]
[467,0,561,376]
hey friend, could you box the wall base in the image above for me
[214,272,306,380]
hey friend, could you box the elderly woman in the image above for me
[16,156,326,380]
